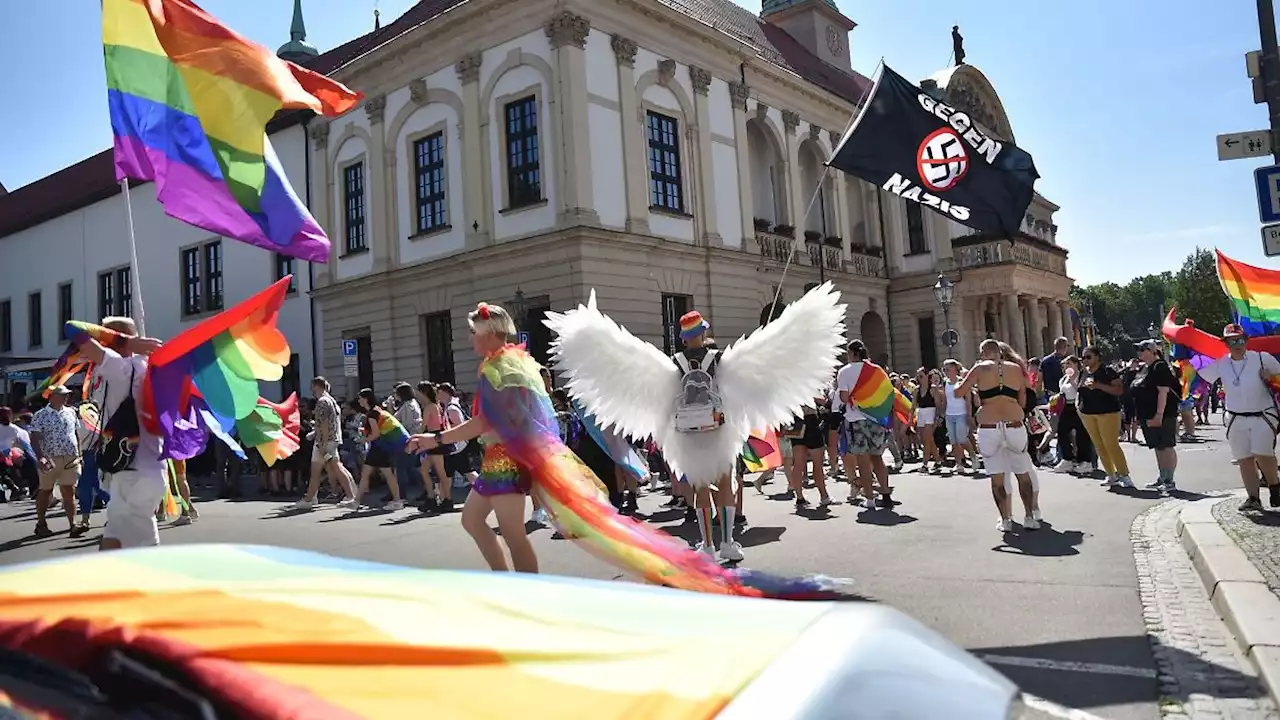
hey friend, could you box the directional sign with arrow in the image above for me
[1218,130,1273,161]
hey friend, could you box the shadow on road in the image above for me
[992,521,1083,556]
[854,510,918,527]
[973,635,1267,711]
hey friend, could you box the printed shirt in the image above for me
[313,394,343,445]
[31,405,81,458]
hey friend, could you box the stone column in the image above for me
[1060,303,1075,350]
[308,120,333,285]
[729,81,753,244]
[689,65,719,246]
[611,35,648,235]
[1048,298,1064,347]
[364,95,391,273]
[827,129,849,257]
[781,109,802,230]
[456,52,486,248]
[546,12,597,226]
[1005,294,1026,357]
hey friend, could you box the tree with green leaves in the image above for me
[1169,247,1232,335]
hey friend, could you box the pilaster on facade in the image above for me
[781,109,803,233]
[308,120,335,285]
[1004,293,1026,357]
[689,65,719,247]
[363,95,392,273]
[456,52,488,249]
[611,34,650,236]
[729,81,753,244]
[1060,304,1074,349]
[546,11,599,227]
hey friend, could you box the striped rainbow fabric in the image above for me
[0,545,831,718]
[102,0,362,262]
[369,406,410,454]
[1216,249,1280,336]
[848,362,906,427]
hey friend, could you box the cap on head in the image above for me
[1223,323,1246,339]
[679,311,710,342]
[49,385,72,396]
[1134,339,1161,353]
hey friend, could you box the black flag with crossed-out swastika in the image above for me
[828,65,1039,236]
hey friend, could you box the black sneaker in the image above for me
[437,498,454,514]
[734,513,746,526]
[419,497,438,514]
[683,506,697,523]
[623,492,639,515]
[33,523,52,538]
[795,497,810,510]
[69,522,89,539]
[1269,484,1280,508]
[1240,496,1264,513]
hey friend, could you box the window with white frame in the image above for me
[413,132,448,233]
[647,111,684,213]
[181,240,224,317]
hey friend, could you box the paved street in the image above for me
[0,421,1274,719]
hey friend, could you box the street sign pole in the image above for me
[1258,0,1280,162]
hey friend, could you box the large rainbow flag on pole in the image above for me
[102,0,362,262]
[1216,249,1280,336]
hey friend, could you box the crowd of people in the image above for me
[3,311,1279,573]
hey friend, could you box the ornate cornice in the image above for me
[364,94,387,124]
[455,52,482,84]
[309,121,330,148]
[728,81,749,111]
[610,34,637,67]
[545,11,589,50]
[782,109,800,133]
[689,65,712,96]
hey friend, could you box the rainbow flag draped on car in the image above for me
[101,0,361,262]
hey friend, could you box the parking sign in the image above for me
[1255,165,1280,223]
[342,339,359,378]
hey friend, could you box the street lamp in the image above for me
[1147,322,1159,340]
[1080,300,1094,347]
[932,273,958,351]
[510,288,528,334]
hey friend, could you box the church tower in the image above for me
[277,0,318,64]
[760,0,856,72]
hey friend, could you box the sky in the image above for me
[0,0,1273,286]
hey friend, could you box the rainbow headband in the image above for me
[679,313,709,341]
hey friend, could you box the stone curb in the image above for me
[1177,494,1280,708]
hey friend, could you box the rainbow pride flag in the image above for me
[102,0,362,262]
[848,362,899,427]
[741,428,782,473]
[369,407,410,454]
[1216,249,1280,336]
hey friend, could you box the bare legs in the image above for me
[461,492,537,573]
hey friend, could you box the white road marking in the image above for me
[1021,693,1114,720]
[977,653,1157,679]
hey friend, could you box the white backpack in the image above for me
[672,349,724,433]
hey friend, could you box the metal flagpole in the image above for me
[120,179,147,335]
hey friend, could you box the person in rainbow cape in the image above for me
[348,388,408,511]
[408,299,854,599]
[38,277,303,550]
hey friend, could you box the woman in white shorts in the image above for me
[913,368,944,473]
[955,339,1041,533]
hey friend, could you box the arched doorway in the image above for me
[860,311,889,367]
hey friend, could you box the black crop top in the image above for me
[977,362,1021,401]
[918,387,937,408]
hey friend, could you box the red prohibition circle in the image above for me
[916,127,970,192]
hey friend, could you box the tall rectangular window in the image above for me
[274,253,297,294]
[421,312,455,385]
[343,162,367,254]
[116,267,132,318]
[504,96,541,208]
[58,283,73,328]
[281,353,301,402]
[413,132,448,233]
[918,316,938,370]
[660,293,692,356]
[906,203,927,255]
[0,299,11,353]
[28,291,42,348]
[98,272,114,320]
[181,240,222,317]
[647,111,684,212]
[355,335,374,391]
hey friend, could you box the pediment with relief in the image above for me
[929,66,1016,144]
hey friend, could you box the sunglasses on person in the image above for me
[1226,336,1247,346]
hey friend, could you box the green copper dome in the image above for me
[760,0,841,16]
[277,0,318,62]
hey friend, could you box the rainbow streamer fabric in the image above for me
[32,322,131,401]
[102,0,362,262]
[1217,249,1280,336]
[741,428,782,473]
[476,345,849,600]
[0,545,846,718]
[368,406,410,454]
[849,362,900,427]
[144,277,299,466]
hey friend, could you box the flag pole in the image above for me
[768,58,885,314]
[120,179,147,336]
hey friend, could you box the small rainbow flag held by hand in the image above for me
[102,0,362,262]
[1217,249,1280,336]
[849,362,898,427]
[741,428,782,473]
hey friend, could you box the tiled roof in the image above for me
[0,0,868,238]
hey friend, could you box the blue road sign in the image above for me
[342,339,358,357]
[1256,165,1280,223]
[517,331,531,346]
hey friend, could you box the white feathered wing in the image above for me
[543,290,680,444]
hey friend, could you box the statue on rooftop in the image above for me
[952,25,966,66]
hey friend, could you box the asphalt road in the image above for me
[0,419,1243,720]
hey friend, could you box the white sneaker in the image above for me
[292,497,316,511]
[532,508,550,525]
[1100,475,1117,487]
[384,499,405,512]
[1115,475,1134,488]
[1052,460,1074,473]
[336,497,358,509]
[997,517,1014,532]
[172,514,193,526]
[1032,508,1043,521]
[1023,515,1041,531]
[718,541,744,562]
[695,542,716,559]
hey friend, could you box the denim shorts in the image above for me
[945,413,969,442]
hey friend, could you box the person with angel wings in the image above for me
[545,283,848,563]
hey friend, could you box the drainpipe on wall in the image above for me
[302,114,320,387]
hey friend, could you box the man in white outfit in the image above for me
[73,317,166,550]
[1196,324,1280,512]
